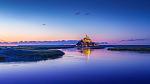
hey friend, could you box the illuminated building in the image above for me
[76,35,98,47]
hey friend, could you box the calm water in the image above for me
[0,48,150,84]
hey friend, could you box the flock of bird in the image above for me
[74,11,91,15]
[42,10,91,26]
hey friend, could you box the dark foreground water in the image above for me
[0,48,150,84]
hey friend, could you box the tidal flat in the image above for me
[0,45,150,62]
[107,45,150,52]
[0,47,65,62]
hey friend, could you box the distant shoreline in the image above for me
[0,45,150,53]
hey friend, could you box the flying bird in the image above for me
[42,24,46,26]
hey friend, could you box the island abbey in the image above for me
[76,35,98,47]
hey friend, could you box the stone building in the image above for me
[76,35,97,47]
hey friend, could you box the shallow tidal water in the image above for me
[0,48,150,84]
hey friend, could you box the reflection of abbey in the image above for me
[76,35,98,47]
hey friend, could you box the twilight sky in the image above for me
[0,0,150,44]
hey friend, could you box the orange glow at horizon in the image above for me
[0,34,120,43]
[0,34,80,42]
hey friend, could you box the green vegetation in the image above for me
[107,47,150,52]
[0,48,65,62]
[4,49,64,58]
[0,56,5,61]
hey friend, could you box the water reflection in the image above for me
[78,48,92,56]
[78,48,93,61]
[62,48,93,56]
[0,48,150,84]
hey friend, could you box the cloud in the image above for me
[117,38,150,45]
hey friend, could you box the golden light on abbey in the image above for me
[76,35,98,47]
